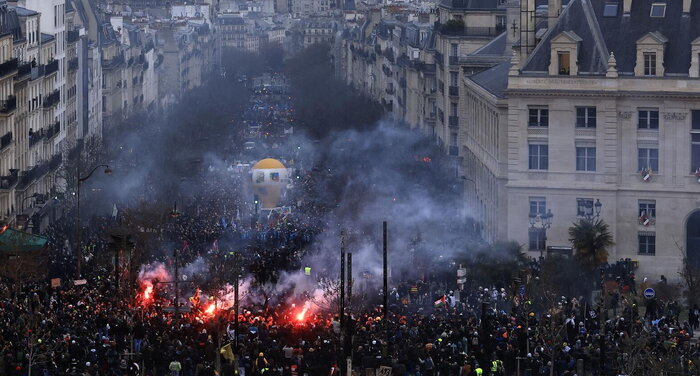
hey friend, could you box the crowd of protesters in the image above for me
[2,74,700,376]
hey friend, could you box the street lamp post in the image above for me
[21,193,40,212]
[75,164,112,278]
[578,198,602,222]
[529,209,553,259]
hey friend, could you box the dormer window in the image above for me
[549,31,582,76]
[650,3,666,17]
[634,32,667,77]
[558,51,571,75]
[643,52,657,75]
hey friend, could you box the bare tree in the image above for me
[24,316,61,376]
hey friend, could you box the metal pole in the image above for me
[114,240,119,292]
[383,221,387,319]
[174,248,179,315]
[340,231,345,327]
[76,178,82,279]
[234,253,240,352]
[347,252,352,308]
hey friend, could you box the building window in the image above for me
[691,111,700,173]
[529,197,546,215]
[558,51,571,75]
[450,43,458,57]
[450,102,458,117]
[638,233,656,255]
[496,15,506,31]
[576,147,596,171]
[650,3,666,17]
[603,2,618,17]
[638,147,659,172]
[528,144,549,170]
[576,198,593,217]
[576,107,596,128]
[529,228,546,251]
[450,71,458,86]
[528,107,549,127]
[638,109,659,129]
[643,53,657,76]
[639,199,656,220]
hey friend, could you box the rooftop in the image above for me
[523,0,700,75]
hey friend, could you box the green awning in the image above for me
[0,228,48,253]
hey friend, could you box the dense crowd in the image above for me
[3,74,700,376]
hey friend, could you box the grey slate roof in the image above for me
[471,32,506,56]
[469,60,511,98]
[523,0,700,75]
[0,4,23,42]
[40,33,54,44]
[14,7,38,17]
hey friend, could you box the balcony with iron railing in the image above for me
[45,125,55,140]
[0,95,16,114]
[68,57,79,72]
[0,170,18,189]
[0,132,12,150]
[103,55,125,69]
[17,62,31,79]
[0,58,18,78]
[438,25,507,37]
[449,56,459,65]
[43,90,60,109]
[67,30,80,43]
[44,60,58,76]
[17,161,51,190]
[49,152,62,170]
[434,51,444,66]
[28,130,44,147]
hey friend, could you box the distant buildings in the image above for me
[303,19,337,47]
[0,0,217,230]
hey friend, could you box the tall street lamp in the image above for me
[578,198,602,222]
[21,193,40,212]
[75,164,112,278]
[529,209,553,259]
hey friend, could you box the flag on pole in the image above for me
[112,204,118,219]
[220,343,235,362]
[434,295,447,308]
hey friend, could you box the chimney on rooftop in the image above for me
[505,0,519,54]
[520,0,536,59]
[623,0,632,14]
[548,0,561,29]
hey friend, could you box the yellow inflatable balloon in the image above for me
[251,158,289,209]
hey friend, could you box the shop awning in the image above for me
[0,227,48,253]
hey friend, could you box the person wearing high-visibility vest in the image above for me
[475,364,483,376]
[490,359,504,376]
[253,353,269,376]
